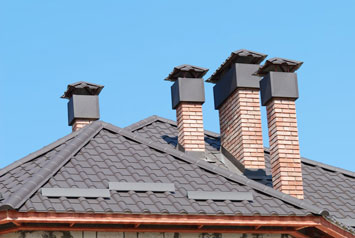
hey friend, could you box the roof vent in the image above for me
[61,81,104,132]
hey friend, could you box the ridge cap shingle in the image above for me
[0,122,103,210]
[102,121,329,216]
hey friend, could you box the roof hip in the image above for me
[0,121,103,210]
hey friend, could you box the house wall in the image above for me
[1,231,290,238]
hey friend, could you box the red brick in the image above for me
[176,102,205,151]
[266,99,304,199]
[219,89,265,169]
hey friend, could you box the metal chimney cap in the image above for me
[256,57,303,76]
[206,49,267,83]
[61,81,104,99]
[165,64,209,82]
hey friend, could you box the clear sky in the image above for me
[0,1,354,171]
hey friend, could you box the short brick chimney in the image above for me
[257,57,304,199]
[61,81,104,132]
[206,50,267,169]
[165,65,208,156]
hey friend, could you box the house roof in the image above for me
[127,115,355,222]
[1,116,354,236]
[0,120,330,218]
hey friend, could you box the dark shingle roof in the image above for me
[0,120,328,217]
[126,115,355,222]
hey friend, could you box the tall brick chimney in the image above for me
[61,81,104,132]
[165,65,208,157]
[257,57,304,199]
[206,50,267,169]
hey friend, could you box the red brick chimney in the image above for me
[206,50,267,169]
[165,65,208,156]
[61,82,104,132]
[257,58,304,199]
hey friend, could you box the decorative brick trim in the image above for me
[176,102,205,151]
[219,88,265,169]
[266,99,304,199]
[72,119,94,132]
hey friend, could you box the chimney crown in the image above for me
[165,64,208,82]
[61,81,104,99]
[206,49,267,83]
[256,57,303,76]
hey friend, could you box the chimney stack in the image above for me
[257,58,304,199]
[165,65,208,156]
[207,50,267,169]
[61,81,104,132]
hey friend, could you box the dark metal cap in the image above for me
[61,81,104,99]
[206,49,267,83]
[256,57,303,76]
[165,64,209,82]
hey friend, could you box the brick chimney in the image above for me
[61,81,104,132]
[257,57,304,199]
[165,65,208,157]
[206,50,267,169]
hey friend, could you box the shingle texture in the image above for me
[127,115,355,221]
[0,116,353,227]
[0,120,327,217]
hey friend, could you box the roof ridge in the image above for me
[125,115,220,138]
[124,115,160,131]
[301,157,355,178]
[102,121,329,217]
[0,129,81,177]
[125,115,354,179]
[0,122,103,210]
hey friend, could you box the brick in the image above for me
[176,102,205,151]
[266,99,304,199]
[72,119,93,132]
[218,88,265,169]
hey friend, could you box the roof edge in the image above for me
[0,129,82,177]
[0,122,103,211]
[126,115,354,178]
[102,121,329,217]
[301,157,355,178]
[125,115,220,138]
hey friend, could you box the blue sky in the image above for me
[0,1,354,171]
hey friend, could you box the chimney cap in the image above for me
[165,64,209,82]
[256,57,303,76]
[61,81,104,99]
[206,49,267,83]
